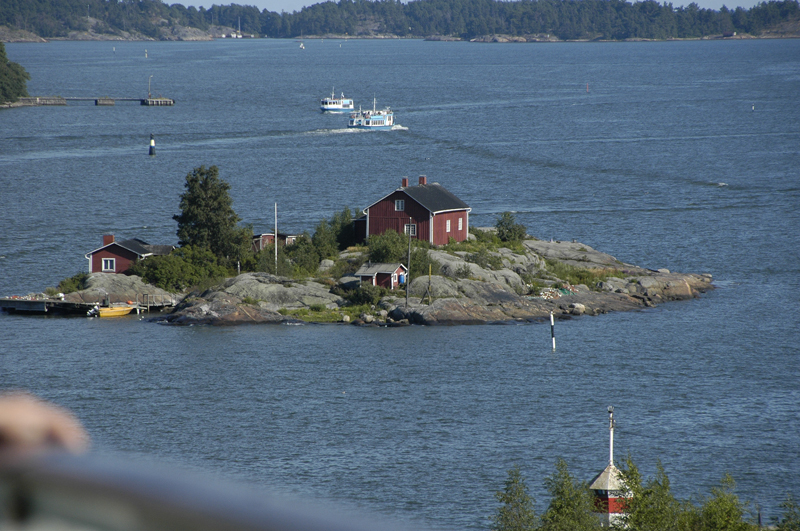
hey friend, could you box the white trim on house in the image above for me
[102,258,116,272]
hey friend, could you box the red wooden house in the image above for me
[355,262,408,290]
[84,235,174,274]
[251,233,298,252]
[357,176,471,245]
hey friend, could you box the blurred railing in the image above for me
[0,453,420,531]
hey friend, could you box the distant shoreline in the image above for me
[3,26,799,44]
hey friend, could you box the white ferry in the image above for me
[320,89,354,112]
[347,98,394,130]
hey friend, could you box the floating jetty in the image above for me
[16,96,175,107]
[0,294,176,316]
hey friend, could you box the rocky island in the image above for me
[33,236,712,326]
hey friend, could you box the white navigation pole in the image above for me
[274,202,278,274]
[608,405,615,466]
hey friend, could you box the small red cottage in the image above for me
[355,262,408,290]
[252,233,298,252]
[356,176,471,245]
[588,406,628,527]
[84,235,174,274]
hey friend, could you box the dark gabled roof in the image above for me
[365,182,470,214]
[401,183,470,213]
[85,238,174,258]
[355,262,407,276]
[117,238,153,256]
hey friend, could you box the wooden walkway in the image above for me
[17,96,175,106]
[0,294,177,316]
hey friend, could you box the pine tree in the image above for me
[616,456,682,531]
[173,165,252,265]
[540,458,601,531]
[0,43,30,103]
[491,465,538,531]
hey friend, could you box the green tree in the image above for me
[616,456,682,531]
[312,217,339,260]
[173,165,252,264]
[0,42,30,103]
[490,465,538,531]
[368,229,408,263]
[410,247,441,281]
[540,458,601,531]
[127,245,228,292]
[495,212,527,242]
[285,233,320,275]
[256,242,292,276]
[691,474,755,531]
[775,494,800,531]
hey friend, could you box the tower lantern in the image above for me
[588,406,627,527]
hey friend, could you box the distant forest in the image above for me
[1,0,798,40]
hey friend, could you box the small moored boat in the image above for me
[88,305,136,318]
[320,89,354,112]
[347,98,394,130]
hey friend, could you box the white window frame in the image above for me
[404,223,417,236]
[458,217,463,231]
[102,258,116,272]
[446,219,451,233]
[395,199,405,211]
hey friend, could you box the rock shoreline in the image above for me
[10,238,711,325]
[136,238,713,326]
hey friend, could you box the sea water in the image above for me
[1,39,798,529]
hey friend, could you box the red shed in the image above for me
[362,176,471,245]
[84,235,174,274]
[252,233,298,252]
[355,262,408,290]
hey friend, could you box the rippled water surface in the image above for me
[1,39,799,529]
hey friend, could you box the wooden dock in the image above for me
[0,294,177,316]
[16,96,175,107]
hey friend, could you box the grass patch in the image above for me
[545,259,625,288]
[241,296,260,305]
[278,302,378,323]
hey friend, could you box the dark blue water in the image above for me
[1,39,799,529]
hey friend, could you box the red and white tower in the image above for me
[588,406,627,527]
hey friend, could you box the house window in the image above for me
[395,199,405,211]
[446,219,451,233]
[102,258,116,272]
[404,224,416,236]
[458,217,463,231]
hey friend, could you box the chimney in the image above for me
[103,234,115,246]
[419,175,427,185]
[401,177,409,188]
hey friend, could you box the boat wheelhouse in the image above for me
[347,98,394,130]
[320,89,354,112]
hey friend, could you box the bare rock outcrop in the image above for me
[64,273,177,305]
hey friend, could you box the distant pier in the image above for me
[16,96,175,107]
